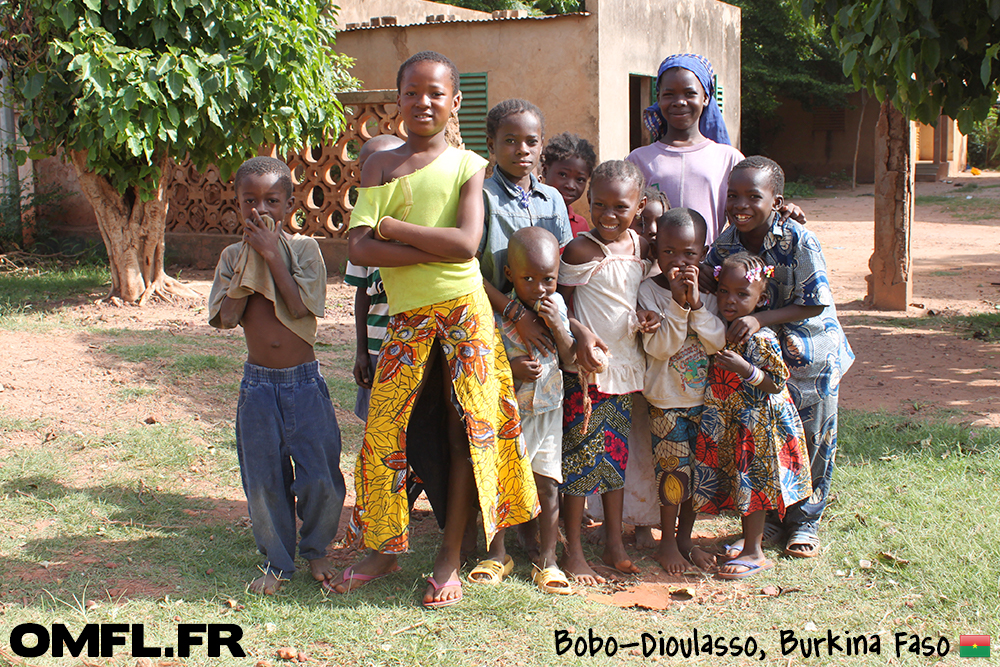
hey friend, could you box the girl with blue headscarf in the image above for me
[626,54,744,244]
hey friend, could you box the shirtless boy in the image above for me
[209,156,346,594]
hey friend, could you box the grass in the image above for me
[2,402,997,666]
[2,269,998,666]
[914,192,1000,220]
[876,311,1000,342]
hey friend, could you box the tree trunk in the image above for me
[866,100,913,310]
[69,150,198,305]
[852,90,868,190]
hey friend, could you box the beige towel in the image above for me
[208,215,327,345]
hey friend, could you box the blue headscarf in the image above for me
[643,53,731,146]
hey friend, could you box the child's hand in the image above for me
[714,349,751,377]
[666,267,688,308]
[575,327,609,374]
[681,265,702,310]
[243,209,282,261]
[636,309,661,334]
[514,310,557,357]
[353,352,373,389]
[726,315,761,345]
[509,355,543,382]
[778,202,808,225]
[534,296,560,331]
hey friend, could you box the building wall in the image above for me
[335,15,601,161]
[763,93,878,184]
[590,0,742,159]
[334,0,490,28]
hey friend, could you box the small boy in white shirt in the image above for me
[638,208,726,573]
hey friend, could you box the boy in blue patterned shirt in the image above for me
[706,156,854,560]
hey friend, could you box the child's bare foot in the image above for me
[309,556,337,583]
[586,523,606,545]
[687,546,717,571]
[249,571,283,595]
[634,525,656,550]
[559,552,606,586]
[654,540,690,574]
[601,545,640,575]
[329,551,400,594]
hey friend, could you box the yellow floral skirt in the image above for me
[348,288,539,553]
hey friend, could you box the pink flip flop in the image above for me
[423,576,463,608]
[323,565,400,594]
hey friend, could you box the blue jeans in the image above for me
[781,391,839,538]
[236,361,345,577]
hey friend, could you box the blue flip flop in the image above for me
[717,559,775,580]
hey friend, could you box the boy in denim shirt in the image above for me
[209,156,345,594]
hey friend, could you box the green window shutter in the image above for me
[458,72,488,159]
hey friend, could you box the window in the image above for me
[458,72,488,159]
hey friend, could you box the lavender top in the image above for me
[626,139,744,244]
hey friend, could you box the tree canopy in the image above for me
[2,0,357,196]
[731,0,852,152]
[0,0,357,303]
[804,0,1000,131]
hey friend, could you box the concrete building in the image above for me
[761,92,968,184]
[334,0,742,162]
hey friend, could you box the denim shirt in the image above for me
[479,169,572,293]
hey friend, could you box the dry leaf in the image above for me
[761,585,780,597]
[669,586,695,600]
[296,652,308,662]
[854,513,868,526]
[878,551,910,566]
[276,647,297,660]
[859,559,873,569]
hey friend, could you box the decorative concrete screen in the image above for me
[165,90,417,238]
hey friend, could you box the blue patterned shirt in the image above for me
[479,169,572,293]
[707,213,854,404]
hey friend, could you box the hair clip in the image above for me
[745,264,775,283]
[713,266,722,278]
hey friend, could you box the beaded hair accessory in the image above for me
[746,265,775,283]
[513,183,531,210]
[713,264,775,282]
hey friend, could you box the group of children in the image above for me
[209,49,853,604]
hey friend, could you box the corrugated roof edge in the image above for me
[341,12,591,31]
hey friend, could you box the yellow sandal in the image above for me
[532,565,573,595]
[467,555,514,584]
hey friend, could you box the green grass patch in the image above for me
[0,265,109,318]
[105,342,174,363]
[877,311,1000,341]
[1,410,996,666]
[783,181,816,199]
[172,353,240,375]
[914,193,1000,220]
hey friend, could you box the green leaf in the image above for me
[842,50,858,76]
[166,71,184,99]
[916,0,932,18]
[166,104,181,127]
[982,54,993,88]
[83,0,102,12]
[21,73,46,101]
[57,2,77,29]
[921,40,940,70]
[123,86,139,109]
[187,76,204,107]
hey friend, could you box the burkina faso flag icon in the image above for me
[959,635,990,658]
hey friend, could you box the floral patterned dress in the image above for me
[692,328,812,517]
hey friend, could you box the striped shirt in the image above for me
[345,261,389,355]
